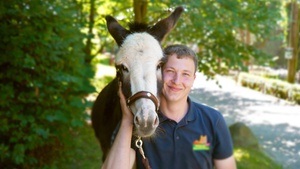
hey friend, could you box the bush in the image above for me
[0,0,94,168]
[238,72,300,104]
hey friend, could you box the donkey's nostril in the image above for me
[134,116,141,127]
[153,116,159,126]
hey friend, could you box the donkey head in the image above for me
[106,7,183,137]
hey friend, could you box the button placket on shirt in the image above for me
[174,119,189,141]
[174,120,189,145]
[173,121,188,166]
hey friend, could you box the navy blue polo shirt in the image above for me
[135,97,233,169]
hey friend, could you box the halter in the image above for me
[127,91,159,112]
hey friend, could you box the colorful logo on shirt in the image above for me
[193,135,210,151]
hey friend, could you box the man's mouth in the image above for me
[168,85,181,92]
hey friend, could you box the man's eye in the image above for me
[183,73,191,77]
[165,69,174,73]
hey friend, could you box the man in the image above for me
[102,44,236,169]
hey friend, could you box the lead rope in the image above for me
[135,136,152,169]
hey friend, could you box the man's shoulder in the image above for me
[188,98,228,130]
[189,97,223,118]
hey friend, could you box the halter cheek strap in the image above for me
[127,91,159,112]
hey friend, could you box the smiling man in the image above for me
[133,44,237,169]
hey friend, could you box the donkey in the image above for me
[91,6,184,161]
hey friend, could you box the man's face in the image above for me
[162,54,196,102]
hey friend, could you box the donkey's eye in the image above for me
[116,64,128,73]
[157,62,163,70]
[121,64,128,72]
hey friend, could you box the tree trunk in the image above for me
[85,0,95,63]
[133,0,148,23]
[287,1,299,83]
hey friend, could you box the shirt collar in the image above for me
[158,97,196,123]
[186,97,196,122]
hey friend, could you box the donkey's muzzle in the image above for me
[127,91,159,137]
[134,109,159,137]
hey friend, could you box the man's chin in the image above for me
[166,94,180,102]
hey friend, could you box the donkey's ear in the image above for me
[149,6,184,42]
[105,16,130,46]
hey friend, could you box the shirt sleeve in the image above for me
[213,114,234,159]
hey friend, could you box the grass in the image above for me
[234,147,282,169]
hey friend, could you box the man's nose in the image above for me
[172,73,180,83]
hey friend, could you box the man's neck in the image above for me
[160,97,189,123]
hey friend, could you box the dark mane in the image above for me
[128,22,151,32]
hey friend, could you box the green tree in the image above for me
[169,0,283,76]
[0,0,94,167]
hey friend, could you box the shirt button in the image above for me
[176,136,180,140]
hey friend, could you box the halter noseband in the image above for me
[127,91,159,112]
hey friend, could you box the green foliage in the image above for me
[90,0,284,77]
[55,124,102,169]
[167,0,283,76]
[0,0,95,168]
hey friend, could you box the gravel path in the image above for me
[190,73,300,169]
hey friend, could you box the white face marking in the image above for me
[143,107,149,128]
[116,32,163,113]
[115,32,162,136]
